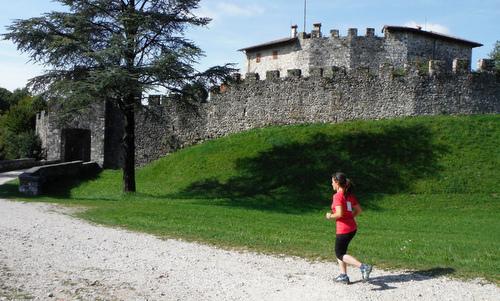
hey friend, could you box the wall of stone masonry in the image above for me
[349,34,386,70]
[386,31,473,70]
[304,35,350,72]
[35,60,499,168]
[134,97,208,166]
[132,62,500,166]
[37,102,107,167]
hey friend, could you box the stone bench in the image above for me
[18,161,101,196]
[0,158,60,173]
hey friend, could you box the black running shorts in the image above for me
[335,230,357,260]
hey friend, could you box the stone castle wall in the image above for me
[132,60,500,166]
[37,103,107,166]
[36,60,499,168]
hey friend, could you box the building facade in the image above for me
[240,24,482,79]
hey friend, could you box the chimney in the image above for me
[312,23,322,38]
[291,24,298,38]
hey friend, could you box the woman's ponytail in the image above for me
[345,178,353,196]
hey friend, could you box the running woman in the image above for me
[326,172,372,284]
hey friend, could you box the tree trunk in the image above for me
[122,0,138,193]
[122,99,136,193]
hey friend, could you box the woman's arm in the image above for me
[326,205,343,220]
[352,204,362,218]
[326,204,362,219]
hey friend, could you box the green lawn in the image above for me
[1,115,499,283]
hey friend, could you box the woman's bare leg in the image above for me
[337,258,347,274]
[342,254,362,268]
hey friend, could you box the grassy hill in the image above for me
[2,114,499,282]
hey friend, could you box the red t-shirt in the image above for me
[331,192,359,234]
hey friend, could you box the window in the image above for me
[256,53,261,63]
[273,50,278,60]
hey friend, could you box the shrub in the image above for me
[2,131,42,160]
[0,92,47,160]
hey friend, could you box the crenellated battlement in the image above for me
[306,24,379,39]
[232,58,497,86]
[128,58,499,166]
[141,58,498,113]
[301,25,380,40]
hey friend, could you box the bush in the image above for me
[0,91,47,160]
[2,131,42,160]
[0,87,12,114]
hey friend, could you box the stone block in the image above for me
[429,60,446,76]
[0,158,35,173]
[287,69,302,78]
[0,158,60,173]
[17,161,100,196]
[18,174,43,196]
[323,66,345,78]
[266,70,281,80]
[348,28,358,37]
[309,68,324,78]
[245,73,260,81]
[453,59,470,73]
[330,29,340,38]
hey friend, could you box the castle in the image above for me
[240,24,482,79]
[36,25,500,168]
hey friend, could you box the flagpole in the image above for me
[303,0,307,33]
[304,0,307,32]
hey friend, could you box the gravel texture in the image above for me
[0,172,498,300]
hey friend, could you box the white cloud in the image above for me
[195,6,218,21]
[197,2,265,21]
[404,21,450,35]
[216,2,265,17]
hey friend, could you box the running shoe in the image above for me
[360,263,373,281]
[334,273,350,284]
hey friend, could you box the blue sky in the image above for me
[1,0,499,91]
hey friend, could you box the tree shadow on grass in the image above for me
[360,267,455,290]
[178,124,448,213]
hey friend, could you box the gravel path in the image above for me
[0,173,498,300]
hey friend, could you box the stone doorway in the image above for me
[61,129,91,162]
